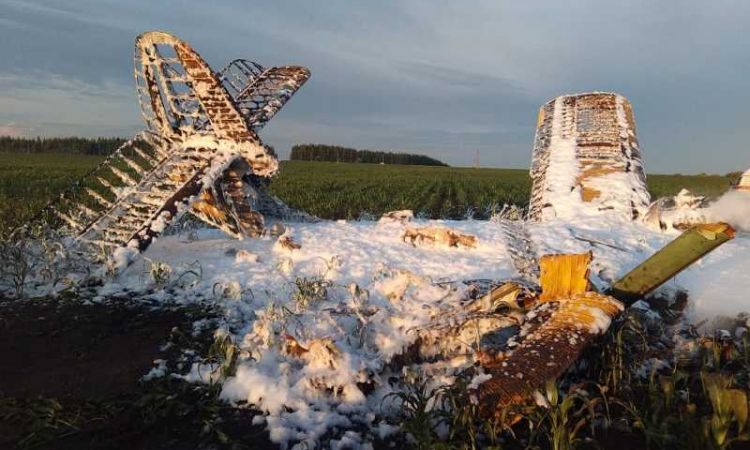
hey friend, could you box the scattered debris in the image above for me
[402,226,477,248]
[234,249,259,264]
[643,188,711,230]
[465,282,524,314]
[277,235,301,252]
[378,210,414,224]
[413,282,528,360]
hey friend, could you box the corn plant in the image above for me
[174,260,202,289]
[702,372,750,449]
[437,377,510,450]
[206,333,239,381]
[291,276,330,311]
[0,238,33,297]
[144,258,172,288]
[537,381,590,450]
[383,374,447,450]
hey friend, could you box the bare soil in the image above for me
[0,296,274,450]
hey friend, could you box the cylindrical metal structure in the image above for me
[736,168,750,192]
[528,92,650,221]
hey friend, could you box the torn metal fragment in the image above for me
[402,226,477,248]
[642,189,712,231]
[465,282,523,314]
[477,292,623,410]
[610,222,736,304]
[538,252,592,301]
[278,235,301,251]
[378,210,414,225]
[396,282,529,363]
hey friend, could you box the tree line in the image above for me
[0,137,127,155]
[0,138,449,166]
[290,144,448,166]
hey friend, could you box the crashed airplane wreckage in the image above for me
[14,31,312,272]
[7,36,741,421]
[470,92,737,412]
[529,92,650,222]
[390,92,739,414]
[474,223,735,412]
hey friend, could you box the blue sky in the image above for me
[1,0,749,173]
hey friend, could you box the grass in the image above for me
[0,153,735,232]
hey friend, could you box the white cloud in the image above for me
[0,122,27,137]
[0,72,140,137]
[0,0,749,171]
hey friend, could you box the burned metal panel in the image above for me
[475,225,735,412]
[477,292,623,409]
[528,92,650,222]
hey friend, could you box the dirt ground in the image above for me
[0,297,274,450]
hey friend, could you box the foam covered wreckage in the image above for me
[734,168,750,192]
[529,92,650,222]
[378,210,414,225]
[402,225,477,248]
[14,31,311,273]
[333,184,728,415]
[469,223,735,415]
[7,33,742,426]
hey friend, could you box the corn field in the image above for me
[0,154,735,232]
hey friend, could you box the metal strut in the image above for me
[20,31,311,272]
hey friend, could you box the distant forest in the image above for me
[290,144,448,166]
[0,138,448,166]
[0,137,127,155]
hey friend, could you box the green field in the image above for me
[271,162,532,220]
[0,153,104,231]
[0,153,735,232]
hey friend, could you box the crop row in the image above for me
[0,155,735,232]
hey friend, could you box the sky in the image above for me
[1,0,749,173]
